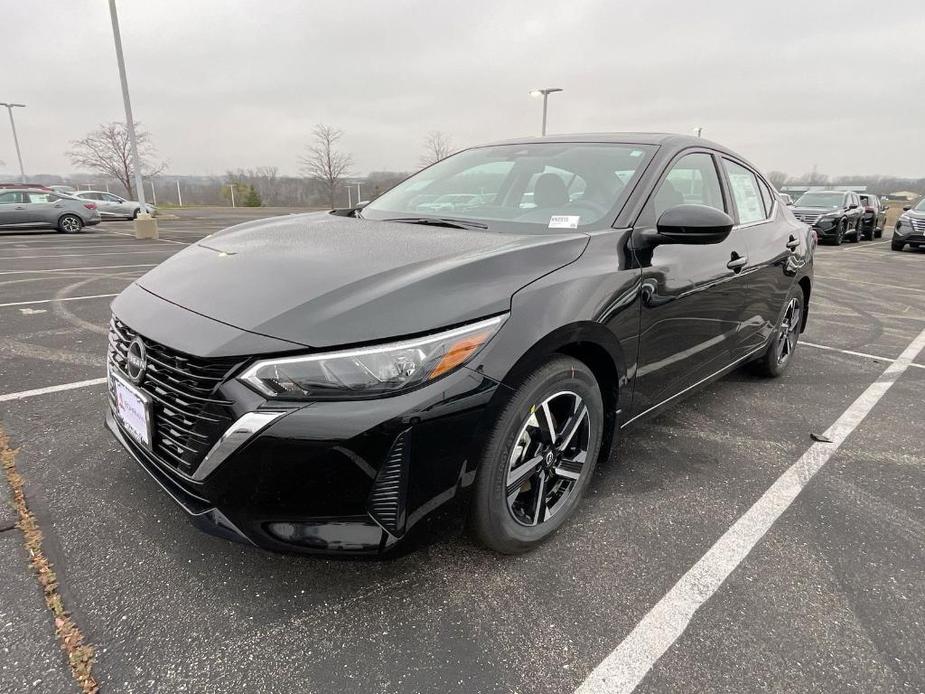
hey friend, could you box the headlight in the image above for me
[895,217,909,234]
[239,315,506,399]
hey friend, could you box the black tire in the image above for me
[750,287,804,378]
[470,355,604,554]
[832,220,845,245]
[891,240,904,251]
[132,208,140,220]
[849,221,860,243]
[57,214,83,234]
[874,227,882,239]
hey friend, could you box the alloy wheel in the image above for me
[61,216,81,233]
[776,297,802,365]
[505,390,591,527]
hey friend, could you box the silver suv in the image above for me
[0,188,102,233]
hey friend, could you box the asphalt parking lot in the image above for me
[1,210,923,693]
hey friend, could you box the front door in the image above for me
[0,190,29,226]
[630,151,750,417]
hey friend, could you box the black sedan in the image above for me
[791,190,864,244]
[105,133,814,555]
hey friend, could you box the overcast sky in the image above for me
[3,0,924,180]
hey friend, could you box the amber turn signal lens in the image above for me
[428,331,493,379]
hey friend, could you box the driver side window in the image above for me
[654,153,725,218]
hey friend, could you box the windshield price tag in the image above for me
[549,215,580,229]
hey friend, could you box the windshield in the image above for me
[794,192,845,208]
[914,198,925,211]
[362,142,656,233]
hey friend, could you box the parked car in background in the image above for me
[0,182,53,191]
[0,188,101,233]
[779,192,794,206]
[893,198,925,251]
[790,190,864,244]
[50,184,78,194]
[72,191,156,220]
[858,194,886,239]
[105,133,814,555]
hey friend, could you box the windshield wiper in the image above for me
[382,216,489,230]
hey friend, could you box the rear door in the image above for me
[721,159,794,354]
[0,190,29,226]
[25,191,65,226]
[631,150,750,416]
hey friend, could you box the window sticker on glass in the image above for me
[549,215,580,229]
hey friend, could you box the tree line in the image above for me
[62,121,456,208]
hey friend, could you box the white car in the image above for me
[73,191,156,220]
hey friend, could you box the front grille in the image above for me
[793,212,821,224]
[108,316,242,476]
[910,218,925,233]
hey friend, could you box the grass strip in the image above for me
[1,428,99,693]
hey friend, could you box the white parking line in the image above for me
[0,249,175,260]
[814,275,925,294]
[0,293,120,309]
[801,341,925,370]
[0,378,107,403]
[0,264,157,276]
[576,326,925,694]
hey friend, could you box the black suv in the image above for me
[791,190,864,244]
[858,194,887,240]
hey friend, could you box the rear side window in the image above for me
[758,178,774,215]
[722,160,766,224]
[654,152,725,217]
[27,192,57,203]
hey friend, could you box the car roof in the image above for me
[802,189,853,194]
[478,131,734,152]
[1,188,58,194]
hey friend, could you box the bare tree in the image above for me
[67,122,165,199]
[766,171,788,189]
[419,131,454,168]
[299,124,352,209]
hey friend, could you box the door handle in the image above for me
[15,206,26,210]
[727,253,748,272]
[786,236,800,250]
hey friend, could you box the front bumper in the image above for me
[106,363,501,555]
[811,218,840,238]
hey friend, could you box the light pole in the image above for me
[108,0,157,237]
[0,102,26,183]
[529,88,563,136]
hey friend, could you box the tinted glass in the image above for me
[27,192,57,203]
[654,152,725,217]
[723,160,766,224]
[363,143,656,232]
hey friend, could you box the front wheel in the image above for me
[892,240,905,251]
[750,289,804,378]
[832,220,845,245]
[57,214,83,234]
[849,221,860,243]
[470,356,604,554]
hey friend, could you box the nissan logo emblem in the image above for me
[125,337,147,383]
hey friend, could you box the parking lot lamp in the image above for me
[108,0,157,238]
[529,88,563,136]
[0,102,26,183]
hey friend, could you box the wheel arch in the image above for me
[488,321,627,464]
[57,213,83,230]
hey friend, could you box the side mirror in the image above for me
[848,203,858,209]
[903,205,912,211]
[655,204,734,244]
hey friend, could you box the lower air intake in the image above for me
[367,430,410,536]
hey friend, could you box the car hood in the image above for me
[135,212,588,348]
[902,209,925,220]
[791,206,842,215]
